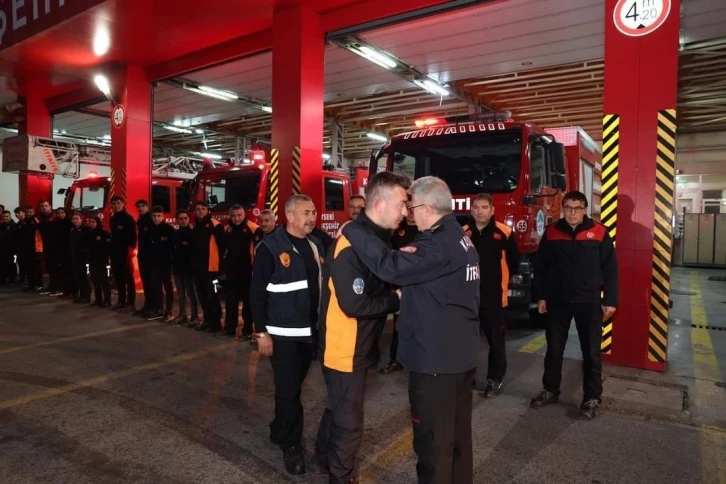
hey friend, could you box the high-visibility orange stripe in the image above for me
[495,222,511,307]
[35,227,43,253]
[322,236,357,373]
[208,219,220,272]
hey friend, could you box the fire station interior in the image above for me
[0,1,725,482]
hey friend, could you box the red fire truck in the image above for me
[371,112,602,318]
[187,150,367,236]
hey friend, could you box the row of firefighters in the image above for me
[0,173,618,484]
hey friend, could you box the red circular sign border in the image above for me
[613,0,672,37]
[112,104,126,129]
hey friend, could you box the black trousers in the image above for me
[479,306,507,382]
[542,302,603,400]
[269,338,314,450]
[16,252,26,285]
[409,369,475,484]
[174,273,198,318]
[389,314,400,363]
[194,271,221,328]
[44,250,62,291]
[224,278,252,335]
[138,256,153,310]
[0,254,15,284]
[111,252,135,305]
[315,367,368,483]
[149,264,173,313]
[59,253,75,296]
[72,257,90,300]
[24,252,42,288]
[90,264,111,304]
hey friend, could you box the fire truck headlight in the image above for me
[509,274,524,285]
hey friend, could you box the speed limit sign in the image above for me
[614,0,672,37]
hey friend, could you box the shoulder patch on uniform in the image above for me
[352,277,365,295]
[279,252,291,268]
[493,232,502,240]
[400,245,417,253]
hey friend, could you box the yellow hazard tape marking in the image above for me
[0,342,234,411]
[0,322,158,356]
[269,148,280,219]
[600,113,619,354]
[648,109,676,363]
[689,273,726,484]
[291,146,301,195]
[358,428,413,480]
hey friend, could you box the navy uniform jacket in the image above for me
[341,213,480,375]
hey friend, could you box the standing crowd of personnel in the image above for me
[0,175,618,484]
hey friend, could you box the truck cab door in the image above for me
[320,172,350,237]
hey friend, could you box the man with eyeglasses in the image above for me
[530,190,618,419]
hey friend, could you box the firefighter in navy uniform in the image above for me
[134,199,155,317]
[221,204,263,339]
[173,210,199,326]
[146,205,176,322]
[88,216,112,307]
[191,201,225,332]
[250,194,323,476]
[464,193,519,397]
[531,191,618,420]
[20,206,43,292]
[109,197,137,311]
[379,211,418,375]
[37,200,61,295]
[69,212,91,303]
[0,211,17,285]
[314,172,407,483]
[341,176,480,484]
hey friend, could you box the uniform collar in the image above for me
[356,211,391,241]
[555,215,594,235]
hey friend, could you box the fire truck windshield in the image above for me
[389,130,522,194]
[198,172,261,211]
[68,185,106,211]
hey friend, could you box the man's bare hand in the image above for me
[395,289,402,299]
[257,335,273,357]
[537,300,547,314]
[335,220,352,239]
[602,306,616,320]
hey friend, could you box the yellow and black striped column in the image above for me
[648,109,677,363]
[269,148,280,220]
[292,146,301,195]
[600,114,619,354]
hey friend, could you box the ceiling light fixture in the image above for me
[163,125,193,134]
[93,27,110,56]
[413,78,450,97]
[260,106,273,113]
[350,45,398,70]
[196,85,239,101]
[198,152,222,160]
[366,132,388,142]
[322,153,331,160]
[93,74,113,101]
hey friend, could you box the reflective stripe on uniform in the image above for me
[266,325,312,337]
[266,280,308,293]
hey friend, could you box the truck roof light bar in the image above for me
[444,111,512,124]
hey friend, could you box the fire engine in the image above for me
[370,111,602,318]
[187,149,368,236]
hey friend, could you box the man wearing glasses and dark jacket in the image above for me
[530,190,618,419]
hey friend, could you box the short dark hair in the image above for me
[364,172,411,203]
[55,207,66,214]
[194,200,209,208]
[229,204,244,212]
[472,193,493,205]
[349,195,365,204]
[135,199,148,206]
[176,209,189,218]
[110,196,124,203]
[71,211,83,219]
[37,199,49,205]
[151,205,165,214]
[24,205,34,211]
[14,207,22,213]
[563,190,589,208]
[2,210,10,216]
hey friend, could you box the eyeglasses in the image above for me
[563,206,585,213]
[406,203,426,211]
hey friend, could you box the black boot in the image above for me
[282,445,305,475]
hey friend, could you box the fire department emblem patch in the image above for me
[400,245,417,253]
[279,252,291,268]
[587,232,595,239]
[493,233,502,240]
[398,229,405,236]
[352,278,365,295]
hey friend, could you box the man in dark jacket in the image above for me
[37,200,61,295]
[221,204,262,338]
[134,199,154,316]
[20,206,43,292]
[191,201,225,332]
[465,193,519,397]
[314,172,406,483]
[88,216,112,307]
[109,196,137,311]
[379,212,418,376]
[531,190,618,419]
[173,210,199,326]
[146,205,175,322]
[69,212,91,303]
[54,208,75,298]
[251,194,323,476]
[0,211,17,285]
[13,207,26,286]
[341,176,480,484]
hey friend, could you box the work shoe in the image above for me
[580,398,601,420]
[146,312,165,321]
[282,445,306,475]
[195,321,213,331]
[215,329,234,338]
[110,302,126,311]
[173,315,188,325]
[308,453,330,475]
[237,332,253,342]
[483,379,503,398]
[133,307,150,317]
[379,361,403,375]
[186,319,201,329]
[530,390,559,408]
[163,312,175,323]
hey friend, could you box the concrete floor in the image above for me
[0,267,725,483]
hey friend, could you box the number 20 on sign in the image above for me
[614,0,672,37]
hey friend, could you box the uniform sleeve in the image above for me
[331,246,400,319]
[600,231,619,307]
[505,231,520,276]
[213,222,226,255]
[250,244,275,333]
[127,216,137,249]
[532,230,550,301]
[341,222,450,286]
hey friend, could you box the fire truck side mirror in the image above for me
[57,188,67,195]
[551,173,567,191]
[549,142,566,174]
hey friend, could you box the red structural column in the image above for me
[109,65,152,218]
[603,0,680,371]
[271,6,325,214]
[17,88,52,207]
